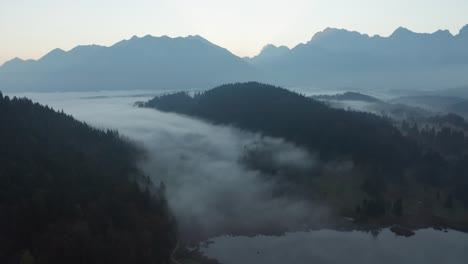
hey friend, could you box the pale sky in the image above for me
[1,0,468,65]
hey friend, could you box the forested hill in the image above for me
[140,82,418,174]
[140,83,468,225]
[0,92,176,264]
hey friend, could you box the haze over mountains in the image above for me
[0,35,254,92]
[1,25,468,92]
[251,24,468,90]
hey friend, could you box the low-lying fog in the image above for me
[9,90,327,241]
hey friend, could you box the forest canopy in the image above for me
[0,92,176,264]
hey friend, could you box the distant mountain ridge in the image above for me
[0,35,256,92]
[248,25,468,90]
[1,25,468,92]
[249,25,468,63]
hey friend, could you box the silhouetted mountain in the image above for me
[458,24,468,39]
[140,83,468,227]
[0,35,255,92]
[0,92,176,264]
[2,25,468,92]
[248,25,468,90]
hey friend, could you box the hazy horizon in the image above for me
[1,0,468,65]
[2,23,468,66]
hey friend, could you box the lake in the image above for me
[201,228,468,264]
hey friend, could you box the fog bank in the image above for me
[12,91,328,241]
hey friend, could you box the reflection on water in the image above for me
[202,229,468,264]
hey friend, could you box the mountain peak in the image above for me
[40,48,66,60]
[186,34,206,41]
[311,27,342,40]
[116,34,212,47]
[260,44,277,53]
[1,57,25,68]
[260,44,288,53]
[8,57,24,63]
[310,27,369,43]
[390,26,415,37]
[249,44,290,61]
[433,29,452,37]
[459,24,468,37]
[186,35,213,46]
[129,34,158,42]
[69,44,104,54]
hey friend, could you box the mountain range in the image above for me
[250,25,468,90]
[1,25,468,92]
[0,35,254,91]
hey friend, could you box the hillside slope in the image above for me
[0,92,176,264]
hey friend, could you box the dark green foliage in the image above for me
[445,194,454,209]
[454,155,468,206]
[19,251,35,264]
[355,205,362,214]
[401,119,468,157]
[361,178,386,197]
[140,91,195,113]
[0,94,176,264]
[400,121,468,206]
[361,198,386,218]
[393,198,403,217]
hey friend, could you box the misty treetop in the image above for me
[310,92,381,103]
[0,92,176,264]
